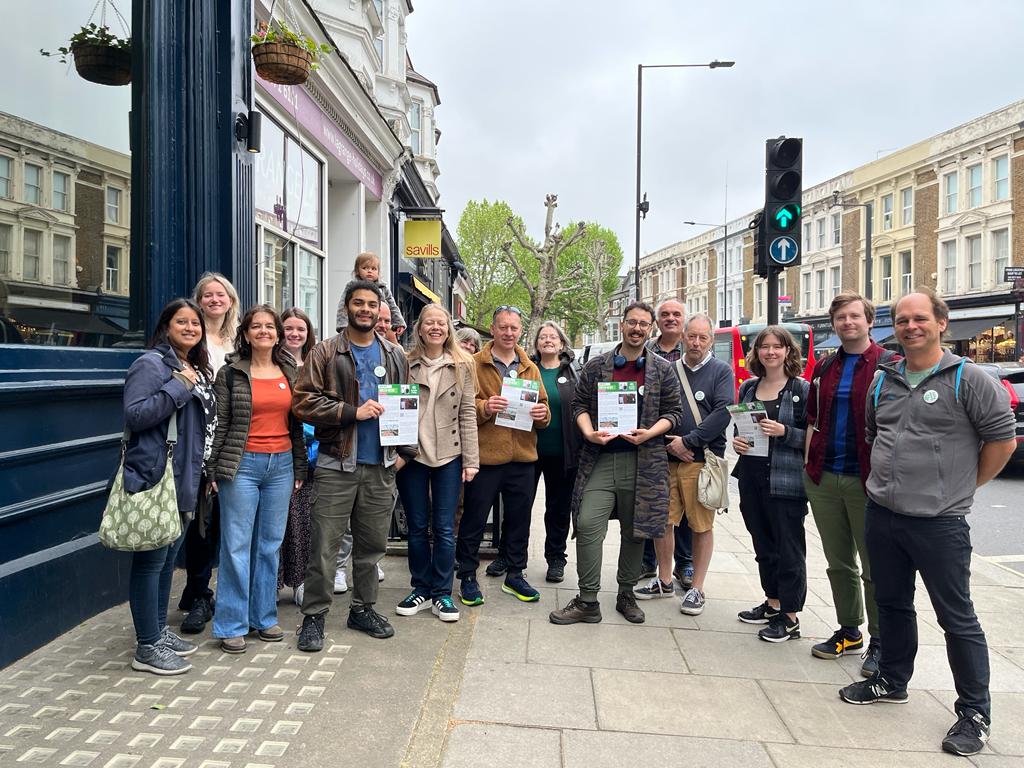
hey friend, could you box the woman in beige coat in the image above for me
[395,304,479,622]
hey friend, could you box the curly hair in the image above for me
[747,325,804,379]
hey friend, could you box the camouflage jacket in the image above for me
[570,347,682,539]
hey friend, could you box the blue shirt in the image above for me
[826,352,861,475]
[350,339,384,466]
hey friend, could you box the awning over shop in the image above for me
[399,272,442,306]
[412,276,441,304]
[944,316,1011,342]
[10,307,127,336]
[816,334,840,350]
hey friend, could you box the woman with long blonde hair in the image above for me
[395,304,479,622]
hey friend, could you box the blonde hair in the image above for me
[353,252,380,278]
[192,271,240,344]
[409,304,477,390]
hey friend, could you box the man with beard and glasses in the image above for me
[292,281,416,648]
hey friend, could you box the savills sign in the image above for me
[404,220,442,258]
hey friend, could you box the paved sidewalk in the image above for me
[2,479,1024,767]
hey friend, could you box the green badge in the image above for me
[923,389,938,404]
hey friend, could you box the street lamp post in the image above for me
[634,60,734,300]
[831,191,873,300]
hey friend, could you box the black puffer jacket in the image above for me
[207,354,307,480]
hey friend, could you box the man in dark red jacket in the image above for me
[803,293,897,676]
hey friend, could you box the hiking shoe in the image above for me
[860,638,882,678]
[297,613,326,653]
[459,578,484,606]
[485,555,509,577]
[759,615,801,643]
[132,642,192,675]
[679,588,705,616]
[502,574,540,602]
[333,569,348,594]
[257,624,284,642]
[942,709,990,756]
[545,562,565,583]
[220,636,246,654]
[737,601,780,625]
[634,578,675,600]
[616,591,645,623]
[180,596,214,634]
[432,596,460,622]
[396,592,431,616]
[293,583,304,607]
[347,606,395,639]
[159,627,197,657]
[839,674,908,705]
[812,627,864,659]
[638,563,657,580]
[676,564,695,588]
[550,596,602,625]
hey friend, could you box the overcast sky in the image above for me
[406,0,1024,268]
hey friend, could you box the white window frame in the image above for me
[881,193,893,231]
[967,164,982,209]
[815,269,825,309]
[803,221,812,250]
[0,223,11,274]
[993,229,1009,283]
[754,282,764,318]
[901,187,913,226]
[106,187,121,224]
[52,171,69,212]
[23,229,42,281]
[899,250,913,295]
[830,265,841,298]
[831,213,841,246]
[802,272,811,311]
[409,100,422,156]
[944,171,958,214]
[53,234,71,286]
[993,155,1009,202]
[816,218,826,250]
[105,244,121,292]
[966,235,982,290]
[0,155,12,199]
[24,163,42,205]
[941,240,957,293]
[880,254,892,301]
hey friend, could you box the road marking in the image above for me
[990,504,1007,508]
[984,554,1024,563]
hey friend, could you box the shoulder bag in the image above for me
[99,415,182,551]
[676,361,730,511]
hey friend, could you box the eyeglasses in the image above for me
[493,305,524,319]
[622,319,653,329]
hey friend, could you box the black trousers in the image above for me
[866,500,990,718]
[457,462,536,578]
[737,463,807,614]
[177,493,220,609]
[534,454,576,566]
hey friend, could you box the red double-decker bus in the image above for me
[713,322,815,396]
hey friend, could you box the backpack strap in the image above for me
[954,358,966,400]
[873,371,886,409]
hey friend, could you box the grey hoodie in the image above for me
[865,350,1014,517]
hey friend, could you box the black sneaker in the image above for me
[812,627,863,659]
[860,638,882,678]
[634,578,674,600]
[758,615,800,643]
[485,555,509,577]
[459,578,484,606]
[180,596,214,635]
[347,606,395,639]
[941,709,990,756]
[839,674,908,705]
[615,592,645,624]
[297,613,326,653]
[545,562,565,583]
[737,601,780,625]
[395,592,431,616]
[502,574,540,602]
[549,596,602,625]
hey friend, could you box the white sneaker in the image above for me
[293,583,304,606]
[377,564,385,582]
[334,569,349,594]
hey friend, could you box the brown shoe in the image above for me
[257,624,284,642]
[616,592,645,624]
[549,596,602,625]
[220,636,246,654]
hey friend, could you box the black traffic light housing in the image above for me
[749,210,768,279]
[764,136,803,269]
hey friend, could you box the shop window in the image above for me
[297,248,322,336]
[25,164,42,205]
[993,156,1009,201]
[262,231,294,311]
[53,171,69,212]
[993,230,1009,283]
[53,235,71,286]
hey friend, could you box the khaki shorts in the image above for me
[668,460,716,533]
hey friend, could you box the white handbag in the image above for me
[676,361,730,510]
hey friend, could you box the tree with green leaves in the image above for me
[548,222,623,342]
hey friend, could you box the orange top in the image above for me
[245,376,293,453]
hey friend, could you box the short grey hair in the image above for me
[532,320,571,356]
[456,326,482,351]
[684,313,714,335]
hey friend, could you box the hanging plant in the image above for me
[41,23,131,87]
[251,19,331,86]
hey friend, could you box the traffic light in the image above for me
[749,210,768,279]
[764,136,803,269]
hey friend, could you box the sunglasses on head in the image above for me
[493,305,524,319]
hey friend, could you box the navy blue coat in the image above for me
[122,344,210,514]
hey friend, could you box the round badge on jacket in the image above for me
[695,391,705,401]
[373,365,387,378]
[638,385,645,396]
[923,389,938,404]
[793,395,800,403]
[557,376,567,384]
[508,370,518,379]
[278,382,287,390]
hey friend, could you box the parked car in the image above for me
[976,362,1024,460]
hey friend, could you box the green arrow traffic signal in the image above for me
[773,204,800,231]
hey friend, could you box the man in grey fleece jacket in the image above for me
[838,289,1016,759]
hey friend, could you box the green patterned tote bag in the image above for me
[99,415,182,551]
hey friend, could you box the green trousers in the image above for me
[575,452,644,603]
[804,470,878,637]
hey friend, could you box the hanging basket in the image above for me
[252,42,311,85]
[71,42,131,86]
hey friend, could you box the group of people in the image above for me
[119,257,1014,757]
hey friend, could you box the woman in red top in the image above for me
[208,306,307,654]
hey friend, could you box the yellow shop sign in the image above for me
[404,220,441,258]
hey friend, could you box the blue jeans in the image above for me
[130,530,186,645]
[397,457,461,598]
[213,451,294,638]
